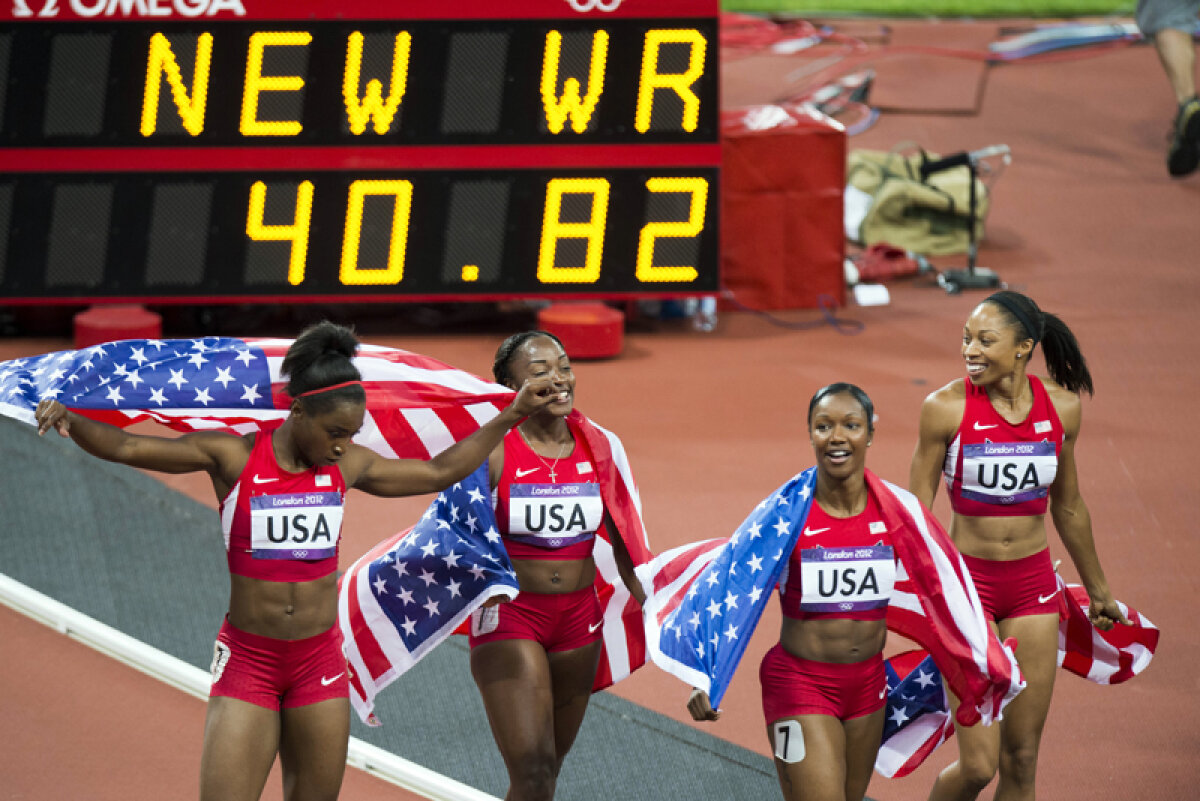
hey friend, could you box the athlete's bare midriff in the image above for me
[779,616,887,664]
[227,572,338,639]
[950,512,1047,562]
[511,556,596,594]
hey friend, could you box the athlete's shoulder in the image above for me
[1035,374,1077,402]
[1036,375,1081,428]
[176,428,253,488]
[184,428,252,457]
[923,378,967,409]
[917,379,965,439]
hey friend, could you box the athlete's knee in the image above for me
[956,749,999,793]
[998,741,1041,788]
[509,754,557,801]
[283,779,342,801]
[282,766,344,801]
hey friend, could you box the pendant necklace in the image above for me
[518,426,571,482]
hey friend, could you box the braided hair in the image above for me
[492,330,566,389]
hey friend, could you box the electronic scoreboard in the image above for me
[0,0,719,304]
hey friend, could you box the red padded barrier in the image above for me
[74,305,162,349]
[537,302,624,360]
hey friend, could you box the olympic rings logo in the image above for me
[564,0,625,12]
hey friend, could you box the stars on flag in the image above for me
[363,467,518,649]
[0,337,275,414]
[650,470,817,707]
[881,651,947,744]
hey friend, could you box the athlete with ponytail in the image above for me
[910,291,1129,801]
[34,320,557,801]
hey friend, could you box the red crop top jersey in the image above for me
[943,376,1064,518]
[778,493,896,622]
[494,429,604,561]
[220,421,347,582]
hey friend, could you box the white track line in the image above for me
[0,572,500,801]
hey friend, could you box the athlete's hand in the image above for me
[509,376,562,418]
[687,688,720,722]
[1087,592,1130,630]
[34,399,71,437]
[481,593,514,609]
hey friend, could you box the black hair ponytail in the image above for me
[1040,312,1094,395]
[983,291,1093,395]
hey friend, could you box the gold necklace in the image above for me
[518,426,571,482]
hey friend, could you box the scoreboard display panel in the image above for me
[0,0,720,304]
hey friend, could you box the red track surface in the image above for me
[0,603,416,801]
[3,18,1199,801]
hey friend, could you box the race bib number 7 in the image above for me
[774,720,805,763]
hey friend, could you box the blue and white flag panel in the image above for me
[0,337,276,425]
[876,650,952,778]
[339,462,519,725]
[640,469,817,707]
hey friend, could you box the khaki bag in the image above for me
[845,146,989,256]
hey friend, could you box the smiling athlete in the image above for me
[35,320,556,801]
[689,384,901,801]
[468,330,649,801]
[910,291,1128,801]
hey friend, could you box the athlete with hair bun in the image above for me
[910,290,1129,801]
[34,320,557,801]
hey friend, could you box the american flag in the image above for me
[0,336,513,457]
[877,650,952,778]
[641,467,1024,726]
[1058,579,1158,684]
[0,338,657,726]
[639,469,816,707]
[338,462,520,726]
[339,410,655,726]
[877,577,1159,778]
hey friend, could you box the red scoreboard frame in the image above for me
[0,0,720,305]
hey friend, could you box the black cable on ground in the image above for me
[720,291,865,335]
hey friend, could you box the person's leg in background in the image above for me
[1137,0,1200,176]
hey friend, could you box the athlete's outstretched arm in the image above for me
[35,399,241,476]
[347,376,559,498]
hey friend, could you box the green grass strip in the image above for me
[722,0,1136,18]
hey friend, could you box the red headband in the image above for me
[295,380,364,398]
